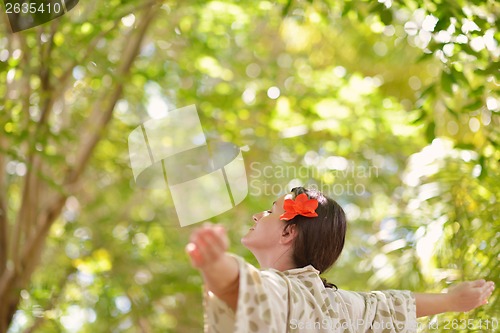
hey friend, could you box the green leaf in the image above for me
[451,68,468,85]
[464,99,483,112]
[441,71,454,95]
[478,155,487,180]
[417,52,434,63]
[455,143,475,150]
[419,83,436,98]
[426,121,436,142]
[411,110,427,124]
[282,0,293,16]
[379,9,393,25]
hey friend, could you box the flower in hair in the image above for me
[280,193,319,221]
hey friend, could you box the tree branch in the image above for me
[56,0,161,93]
[66,4,159,185]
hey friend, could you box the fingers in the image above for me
[480,281,495,303]
[185,242,203,267]
[449,279,496,312]
[198,230,224,260]
[197,224,228,253]
[187,223,229,269]
[467,280,495,308]
[477,281,494,294]
[471,279,486,287]
[214,224,229,249]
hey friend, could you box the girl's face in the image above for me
[241,194,290,251]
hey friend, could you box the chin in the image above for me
[240,237,252,250]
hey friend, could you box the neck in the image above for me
[254,246,296,271]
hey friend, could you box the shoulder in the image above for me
[227,254,289,289]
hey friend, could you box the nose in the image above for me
[252,211,264,223]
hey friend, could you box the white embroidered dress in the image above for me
[204,255,417,333]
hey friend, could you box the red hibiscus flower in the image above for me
[280,193,319,221]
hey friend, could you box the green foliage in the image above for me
[0,0,498,332]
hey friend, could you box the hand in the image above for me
[186,223,229,271]
[446,279,495,312]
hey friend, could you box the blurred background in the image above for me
[0,0,499,332]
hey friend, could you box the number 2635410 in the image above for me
[5,2,63,14]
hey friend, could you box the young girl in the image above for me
[186,187,495,332]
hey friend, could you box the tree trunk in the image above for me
[0,3,159,331]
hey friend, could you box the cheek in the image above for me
[267,221,284,238]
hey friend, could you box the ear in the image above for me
[280,224,298,245]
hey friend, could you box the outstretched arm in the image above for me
[186,223,239,311]
[415,280,495,317]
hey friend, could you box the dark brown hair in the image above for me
[283,187,347,289]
